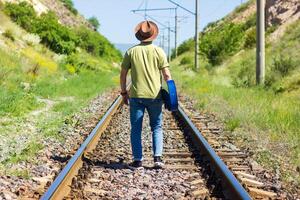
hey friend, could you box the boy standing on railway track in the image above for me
[120,21,172,169]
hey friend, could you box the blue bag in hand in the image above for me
[161,80,178,111]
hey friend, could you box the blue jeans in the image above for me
[129,98,163,161]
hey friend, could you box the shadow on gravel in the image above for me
[83,157,129,170]
[50,155,72,163]
[82,157,162,171]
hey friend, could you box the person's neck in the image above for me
[141,41,152,45]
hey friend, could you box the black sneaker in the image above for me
[154,156,164,169]
[128,160,143,170]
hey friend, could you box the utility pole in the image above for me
[168,23,171,62]
[174,8,178,58]
[195,0,199,70]
[162,29,165,51]
[168,0,199,70]
[256,0,265,85]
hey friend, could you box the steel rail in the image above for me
[41,95,123,200]
[41,93,251,199]
[176,106,252,200]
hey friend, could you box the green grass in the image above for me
[3,141,43,164]
[171,19,300,184]
[225,118,241,132]
[0,47,118,166]
[172,63,300,181]
[0,50,118,165]
[6,169,31,179]
[0,48,42,117]
[0,31,118,170]
[33,69,117,100]
[0,2,119,176]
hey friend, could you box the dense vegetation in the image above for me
[4,2,121,60]
[0,2,120,171]
[199,23,245,65]
[172,1,300,185]
[176,9,298,92]
[175,13,257,67]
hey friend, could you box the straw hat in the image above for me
[135,21,159,42]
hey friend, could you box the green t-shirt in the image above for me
[121,43,169,99]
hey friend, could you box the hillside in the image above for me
[171,0,300,193]
[0,0,121,197]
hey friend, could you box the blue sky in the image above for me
[73,0,246,46]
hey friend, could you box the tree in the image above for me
[88,17,100,30]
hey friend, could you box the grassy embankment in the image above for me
[171,2,300,184]
[0,2,121,177]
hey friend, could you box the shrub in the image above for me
[4,2,37,30]
[65,64,76,74]
[22,48,58,73]
[64,53,98,72]
[75,26,121,60]
[88,17,100,30]
[272,55,296,77]
[4,2,121,60]
[22,33,41,46]
[244,13,256,30]
[203,20,220,32]
[4,3,77,54]
[264,55,297,89]
[199,23,245,65]
[266,25,278,35]
[225,118,241,132]
[3,29,15,41]
[232,60,255,88]
[265,72,279,88]
[34,12,78,54]
[59,0,78,15]
[244,27,256,48]
[174,38,194,57]
[180,56,192,65]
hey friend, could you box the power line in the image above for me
[145,14,175,33]
[167,0,195,15]
[137,0,145,10]
[168,0,199,70]
[144,0,148,19]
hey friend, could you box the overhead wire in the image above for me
[137,0,145,10]
[144,0,148,19]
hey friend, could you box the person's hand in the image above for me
[121,91,129,105]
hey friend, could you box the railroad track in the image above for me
[41,94,282,200]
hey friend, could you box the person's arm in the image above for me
[158,47,172,82]
[120,52,131,105]
[120,68,129,105]
[162,67,172,82]
[120,68,128,93]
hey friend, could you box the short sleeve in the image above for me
[157,47,169,70]
[121,51,131,70]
